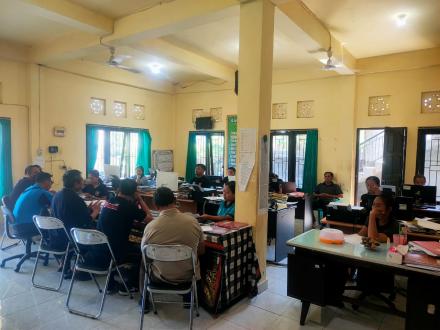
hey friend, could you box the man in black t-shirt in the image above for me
[97,179,152,263]
[93,179,153,293]
[190,164,210,188]
[82,169,109,199]
[313,171,343,209]
[8,165,41,209]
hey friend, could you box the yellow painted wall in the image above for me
[37,67,175,189]
[174,76,356,201]
[0,58,30,184]
[355,66,440,185]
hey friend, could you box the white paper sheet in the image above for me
[237,128,257,192]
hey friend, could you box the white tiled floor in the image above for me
[0,239,405,330]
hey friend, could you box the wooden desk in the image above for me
[287,230,440,329]
[323,218,440,241]
[413,205,440,218]
[138,191,197,214]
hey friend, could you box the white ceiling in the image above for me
[0,0,76,46]
[81,46,211,83]
[302,0,440,58]
[69,0,175,19]
[167,9,317,69]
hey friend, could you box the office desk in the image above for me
[138,191,197,214]
[413,205,440,218]
[267,206,296,263]
[286,230,440,329]
[323,218,440,241]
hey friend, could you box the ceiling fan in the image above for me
[105,46,141,74]
[322,46,338,71]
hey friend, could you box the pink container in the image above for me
[393,234,407,245]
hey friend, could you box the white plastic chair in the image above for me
[140,244,199,330]
[66,228,133,319]
[32,215,72,291]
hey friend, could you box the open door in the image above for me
[382,127,407,189]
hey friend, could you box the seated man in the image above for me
[360,176,382,211]
[142,187,204,284]
[199,181,235,222]
[313,171,343,209]
[222,167,236,184]
[13,172,53,237]
[189,164,210,188]
[132,166,150,186]
[9,164,41,209]
[82,169,109,200]
[413,174,426,186]
[269,172,283,194]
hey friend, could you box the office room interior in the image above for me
[0,0,440,329]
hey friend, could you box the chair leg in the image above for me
[90,273,102,293]
[0,232,20,251]
[15,239,34,272]
[1,253,25,267]
[139,274,149,330]
[193,280,200,317]
[114,264,133,299]
[149,291,157,314]
[189,287,195,330]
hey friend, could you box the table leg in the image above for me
[300,301,310,325]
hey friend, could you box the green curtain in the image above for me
[136,130,152,170]
[302,129,318,194]
[0,119,13,198]
[185,132,198,181]
[86,125,99,173]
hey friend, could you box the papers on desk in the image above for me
[201,225,213,232]
[415,217,440,231]
[204,196,224,202]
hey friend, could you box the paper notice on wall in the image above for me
[238,128,257,192]
[258,136,269,213]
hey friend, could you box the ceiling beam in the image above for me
[102,0,238,45]
[277,0,356,74]
[132,38,235,82]
[20,0,113,34]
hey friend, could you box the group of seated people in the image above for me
[5,163,237,310]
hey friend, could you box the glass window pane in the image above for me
[272,135,289,182]
[109,131,124,176]
[196,135,206,166]
[424,134,440,201]
[295,134,307,188]
[356,129,385,202]
[211,134,224,176]
[94,130,105,176]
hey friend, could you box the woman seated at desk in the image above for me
[132,165,150,186]
[360,176,382,211]
[358,193,396,243]
[82,169,109,200]
[199,181,235,222]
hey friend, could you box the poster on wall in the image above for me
[152,150,174,172]
[227,115,237,168]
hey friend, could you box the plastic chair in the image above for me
[0,203,42,272]
[66,228,133,319]
[32,216,72,291]
[139,244,199,330]
[0,196,21,250]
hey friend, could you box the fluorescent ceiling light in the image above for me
[148,63,162,74]
[395,13,408,27]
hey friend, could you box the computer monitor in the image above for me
[207,176,223,187]
[381,185,396,196]
[402,184,437,206]
[394,196,414,220]
[104,164,120,178]
[156,171,179,191]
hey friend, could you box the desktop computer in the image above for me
[325,202,369,225]
[402,185,437,206]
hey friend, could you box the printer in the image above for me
[325,202,368,225]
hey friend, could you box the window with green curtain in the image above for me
[0,118,13,198]
[86,124,151,178]
[302,129,318,194]
[186,131,224,180]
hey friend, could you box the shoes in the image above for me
[118,285,138,296]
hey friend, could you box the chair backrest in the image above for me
[70,228,109,246]
[2,196,13,212]
[143,244,193,262]
[1,198,18,239]
[33,215,65,230]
